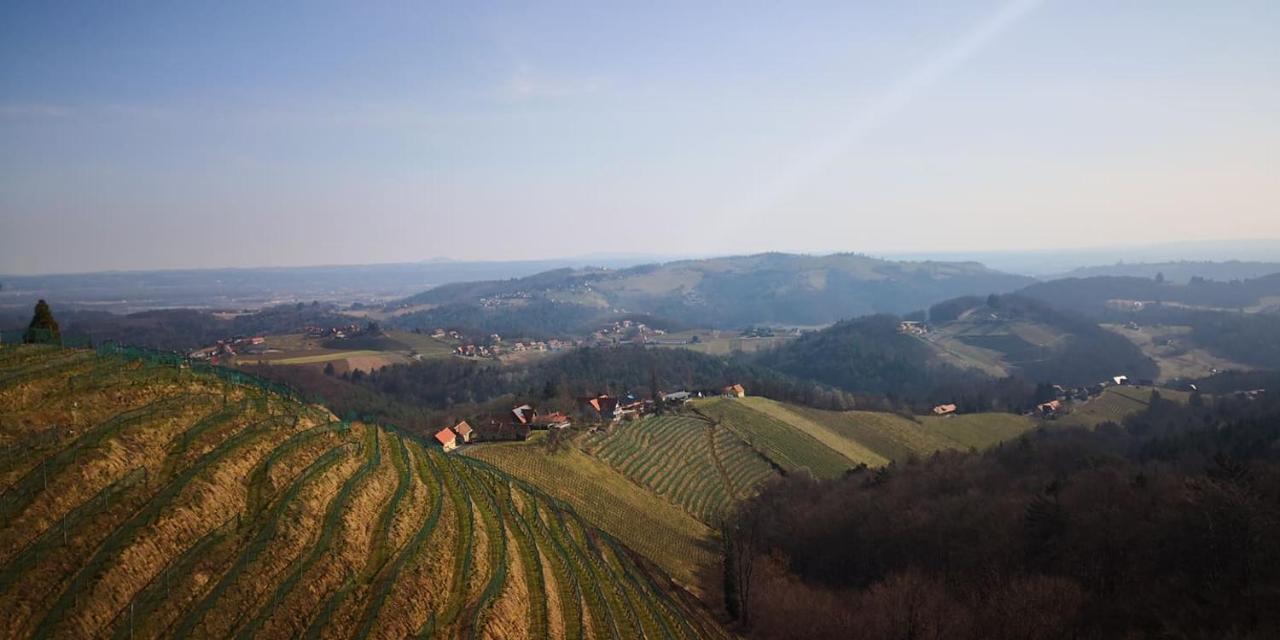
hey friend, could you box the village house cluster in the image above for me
[433,383,748,451]
[931,375,1155,419]
[188,335,266,361]
[589,319,665,346]
[448,331,575,359]
[433,404,573,450]
[898,321,929,336]
[304,323,368,340]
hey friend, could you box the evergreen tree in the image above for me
[24,299,61,344]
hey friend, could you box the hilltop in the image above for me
[389,253,1033,334]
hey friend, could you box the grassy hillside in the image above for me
[1054,385,1191,429]
[693,399,858,479]
[0,345,727,639]
[925,295,1158,386]
[584,415,779,525]
[916,413,1038,450]
[705,397,1036,466]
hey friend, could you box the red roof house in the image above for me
[434,427,458,452]
[453,421,473,443]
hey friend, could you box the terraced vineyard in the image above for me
[464,437,717,594]
[0,345,727,639]
[586,415,778,525]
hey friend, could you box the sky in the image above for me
[2,1,1278,275]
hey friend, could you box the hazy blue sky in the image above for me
[2,1,1277,274]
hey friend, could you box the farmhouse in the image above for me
[453,421,473,443]
[474,419,531,442]
[578,395,620,422]
[434,427,458,452]
[898,321,928,336]
[932,403,957,416]
[512,404,535,425]
[1113,375,1129,386]
[722,384,746,398]
[1037,400,1063,416]
[530,411,572,430]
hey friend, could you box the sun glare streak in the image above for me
[735,0,1046,226]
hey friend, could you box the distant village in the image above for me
[433,384,748,451]
[187,335,268,361]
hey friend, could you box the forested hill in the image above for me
[390,252,1033,332]
[725,387,1280,639]
[1055,260,1280,283]
[758,295,1156,401]
[1018,272,1280,315]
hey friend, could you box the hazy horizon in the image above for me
[4,1,1278,274]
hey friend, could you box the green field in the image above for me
[0,345,728,639]
[586,415,779,525]
[917,412,1038,450]
[1055,385,1190,429]
[269,349,387,364]
[463,434,717,594]
[785,406,962,462]
[712,398,1035,465]
[694,398,854,478]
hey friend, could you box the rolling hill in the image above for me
[1053,261,1280,285]
[0,345,729,639]
[389,252,1033,333]
[760,295,1158,399]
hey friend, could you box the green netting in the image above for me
[241,426,380,640]
[170,441,355,638]
[355,442,445,639]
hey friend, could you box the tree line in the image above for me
[722,390,1280,639]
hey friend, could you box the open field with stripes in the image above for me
[695,396,1037,469]
[585,415,779,525]
[0,345,727,639]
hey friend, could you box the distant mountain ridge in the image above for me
[1053,261,1280,284]
[390,252,1033,332]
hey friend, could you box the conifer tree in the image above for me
[25,299,61,344]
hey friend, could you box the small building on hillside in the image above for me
[932,403,957,416]
[577,395,620,422]
[1037,400,1063,416]
[722,384,746,399]
[1113,375,1129,386]
[434,427,458,452]
[530,411,571,430]
[661,391,692,404]
[453,421,473,443]
[512,404,535,425]
[898,321,928,336]
[474,419,531,442]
